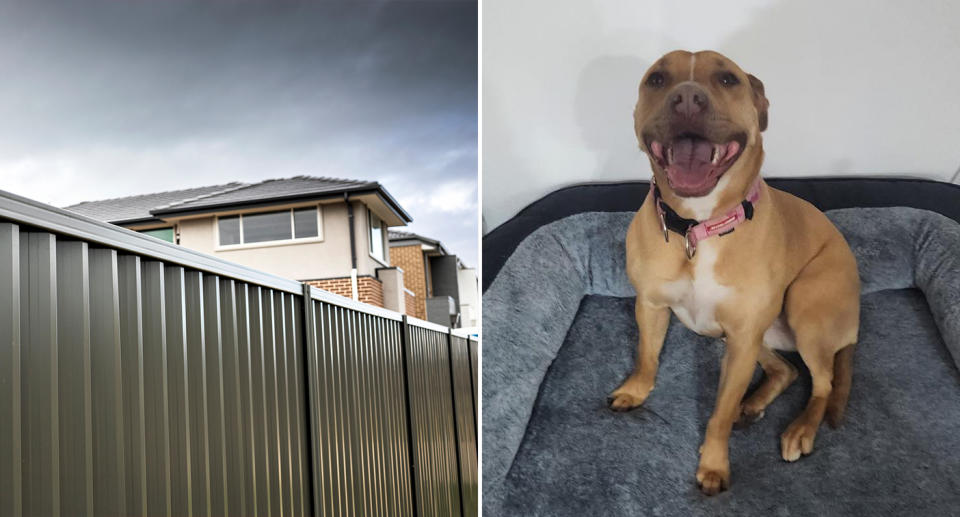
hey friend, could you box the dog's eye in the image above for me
[646,71,665,88]
[719,72,740,86]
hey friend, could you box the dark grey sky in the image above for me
[0,1,478,267]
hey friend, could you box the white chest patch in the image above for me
[677,174,733,221]
[659,241,731,338]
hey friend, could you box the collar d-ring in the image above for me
[684,230,697,259]
[658,205,669,243]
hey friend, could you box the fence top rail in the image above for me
[307,285,403,321]
[0,188,304,294]
[451,329,474,340]
[406,315,450,334]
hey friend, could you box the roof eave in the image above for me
[108,216,167,227]
[374,185,413,223]
[389,235,448,256]
[147,184,411,221]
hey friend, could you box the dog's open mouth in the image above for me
[648,133,746,197]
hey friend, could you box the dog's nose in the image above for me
[671,83,709,117]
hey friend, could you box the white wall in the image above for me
[482,0,960,231]
[458,266,479,328]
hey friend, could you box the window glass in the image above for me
[218,216,241,245]
[294,207,319,239]
[243,210,292,243]
[140,227,175,243]
[369,210,384,261]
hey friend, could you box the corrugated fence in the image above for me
[0,190,478,517]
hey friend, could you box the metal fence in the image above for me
[0,190,478,517]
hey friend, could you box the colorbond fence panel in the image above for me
[303,289,417,517]
[406,320,462,517]
[0,230,309,516]
[0,190,478,517]
[450,333,478,516]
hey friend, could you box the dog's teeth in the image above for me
[711,146,719,165]
[650,141,663,160]
[667,146,674,165]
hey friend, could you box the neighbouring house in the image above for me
[388,230,478,329]
[65,176,412,312]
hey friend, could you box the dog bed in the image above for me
[482,178,960,516]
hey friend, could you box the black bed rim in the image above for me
[482,176,960,292]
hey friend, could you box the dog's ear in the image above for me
[748,74,769,131]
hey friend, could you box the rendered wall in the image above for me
[482,0,960,231]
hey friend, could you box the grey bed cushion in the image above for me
[482,207,960,516]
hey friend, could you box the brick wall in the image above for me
[357,276,383,308]
[306,275,384,308]
[307,277,353,298]
[390,244,427,319]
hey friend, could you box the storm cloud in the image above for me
[0,0,478,266]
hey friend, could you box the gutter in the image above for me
[388,236,449,256]
[345,192,359,301]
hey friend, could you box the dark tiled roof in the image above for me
[64,182,243,223]
[388,230,448,254]
[388,230,416,240]
[63,176,404,224]
[153,176,378,214]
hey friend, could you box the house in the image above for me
[388,230,478,329]
[65,176,412,312]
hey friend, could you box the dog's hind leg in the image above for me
[735,348,797,428]
[779,337,834,462]
[779,244,859,461]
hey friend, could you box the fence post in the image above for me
[465,337,478,451]
[446,329,467,517]
[299,283,318,517]
[398,316,420,517]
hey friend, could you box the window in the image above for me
[139,227,175,243]
[218,216,241,245]
[293,207,318,238]
[243,210,291,243]
[369,209,385,262]
[217,206,322,247]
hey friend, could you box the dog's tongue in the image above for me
[668,137,715,189]
[673,137,713,165]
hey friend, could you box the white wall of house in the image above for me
[176,200,391,282]
[354,201,392,278]
[457,266,479,328]
[482,0,960,231]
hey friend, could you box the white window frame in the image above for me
[368,208,388,266]
[215,205,324,250]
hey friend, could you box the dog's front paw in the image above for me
[607,381,652,411]
[696,444,730,496]
[695,464,729,496]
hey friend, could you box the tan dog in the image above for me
[609,50,860,495]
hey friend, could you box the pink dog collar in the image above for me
[652,176,763,259]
